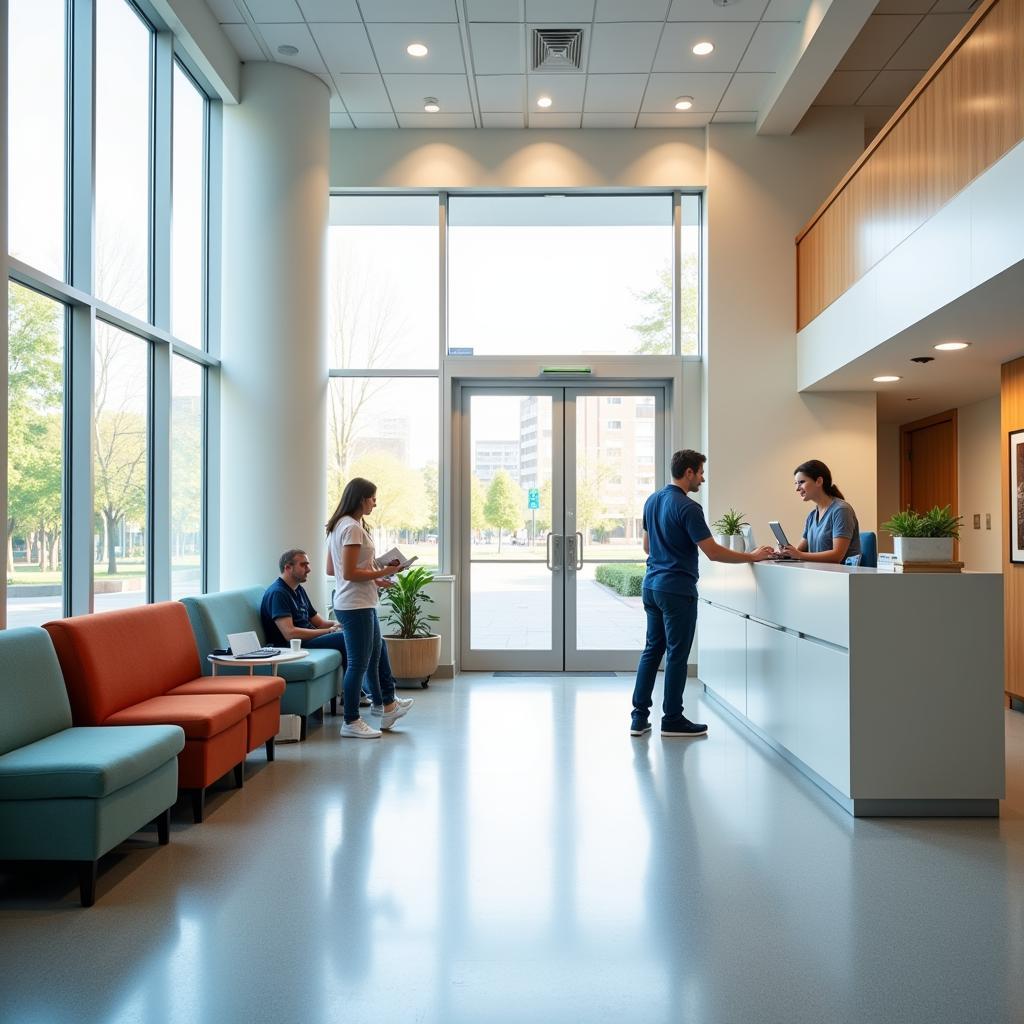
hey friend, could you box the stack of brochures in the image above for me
[876,552,963,573]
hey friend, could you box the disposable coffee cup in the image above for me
[289,638,301,653]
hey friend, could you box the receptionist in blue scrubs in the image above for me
[777,459,862,563]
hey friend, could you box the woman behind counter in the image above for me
[778,459,861,564]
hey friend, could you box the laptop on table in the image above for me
[768,521,802,561]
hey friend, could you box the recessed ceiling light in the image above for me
[423,97,440,113]
[934,341,970,351]
[277,44,298,56]
[407,42,428,57]
[537,95,553,108]
[692,41,714,56]
[873,375,902,383]
[674,96,694,111]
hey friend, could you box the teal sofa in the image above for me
[0,627,185,906]
[181,588,342,740]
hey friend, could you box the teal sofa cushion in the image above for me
[0,627,73,756]
[0,724,185,800]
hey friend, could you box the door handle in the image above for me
[546,533,563,572]
[575,531,583,571]
[565,533,576,572]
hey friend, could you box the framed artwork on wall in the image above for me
[1010,429,1024,564]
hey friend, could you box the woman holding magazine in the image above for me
[327,478,414,739]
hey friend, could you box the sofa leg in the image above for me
[156,807,171,845]
[191,788,206,824]
[78,861,97,907]
[265,736,276,761]
[330,697,338,716]
[315,706,325,722]
[300,715,308,741]
[233,762,245,789]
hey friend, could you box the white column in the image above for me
[220,62,329,595]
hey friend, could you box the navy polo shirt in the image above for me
[642,485,712,598]
[260,578,318,646]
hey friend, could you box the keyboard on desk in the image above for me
[233,647,278,659]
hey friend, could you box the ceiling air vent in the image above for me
[531,28,584,72]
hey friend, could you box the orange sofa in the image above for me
[44,602,285,823]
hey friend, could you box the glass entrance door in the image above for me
[459,386,666,672]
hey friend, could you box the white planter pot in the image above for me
[714,534,728,548]
[893,536,954,562]
[728,534,746,552]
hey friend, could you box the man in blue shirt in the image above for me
[632,450,774,738]
[260,549,346,650]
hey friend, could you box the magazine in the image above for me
[377,547,418,574]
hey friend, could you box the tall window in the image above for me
[172,63,207,348]
[171,357,204,598]
[93,324,149,610]
[6,284,65,628]
[7,0,66,280]
[95,0,152,320]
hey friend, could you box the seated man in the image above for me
[261,549,411,721]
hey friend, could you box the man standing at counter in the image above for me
[632,449,774,738]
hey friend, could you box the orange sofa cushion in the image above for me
[45,603,203,725]
[168,675,285,710]
[104,694,249,740]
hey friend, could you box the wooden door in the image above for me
[900,409,958,516]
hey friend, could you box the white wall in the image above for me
[705,109,877,550]
[959,396,1002,572]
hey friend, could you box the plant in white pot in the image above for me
[381,566,441,688]
[711,509,749,551]
[881,506,961,562]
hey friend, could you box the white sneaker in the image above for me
[340,718,381,739]
[380,703,411,731]
[371,697,415,717]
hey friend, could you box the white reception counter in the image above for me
[697,560,1004,817]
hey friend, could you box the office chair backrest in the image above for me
[859,531,878,568]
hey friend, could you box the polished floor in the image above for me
[3,674,1024,1024]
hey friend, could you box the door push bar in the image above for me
[546,533,563,572]
[565,532,584,572]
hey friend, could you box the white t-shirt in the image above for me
[330,516,379,611]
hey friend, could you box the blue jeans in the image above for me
[632,586,698,727]
[335,609,396,723]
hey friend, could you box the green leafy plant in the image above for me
[881,506,962,539]
[595,563,646,597]
[711,508,748,536]
[380,565,440,639]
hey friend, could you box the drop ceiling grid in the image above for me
[207,0,818,129]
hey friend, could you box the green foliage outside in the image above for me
[629,254,699,355]
[595,563,646,597]
[483,470,521,551]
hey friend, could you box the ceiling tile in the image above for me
[857,67,924,106]
[642,71,731,112]
[528,111,583,127]
[469,23,526,74]
[246,0,303,20]
[349,111,399,127]
[636,111,710,127]
[595,0,669,19]
[583,74,648,112]
[837,14,921,72]
[330,111,354,128]
[468,0,524,19]
[873,0,932,12]
[526,72,587,110]
[763,0,808,19]
[297,0,361,18]
[221,23,265,60]
[366,23,466,73]
[654,22,757,73]
[355,0,458,20]
[719,72,773,111]
[739,22,799,73]
[259,24,326,72]
[482,111,526,126]
[335,73,393,111]
[397,112,477,127]
[318,72,342,105]
[383,73,473,111]
[712,110,757,123]
[583,111,638,126]
[930,0,977,11]
[814,69,876,105]
[668,0,768,20]
[475,74,525,111]
[208,0,242,23]
[525,0,594,19]
[887,13,970,71]
[588,22,663,74]
[315,23,378,73]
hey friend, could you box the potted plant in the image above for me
[881,505,961,562]
[380,565,441,687]
[711,509,748,551]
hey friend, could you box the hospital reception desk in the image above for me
[697,561,1004,817]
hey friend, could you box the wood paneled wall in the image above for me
[1001,358,1024,702]
[796,0,1024,330]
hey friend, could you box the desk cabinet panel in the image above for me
[746,619,799,753]
[698,602,747,716]
[796,637,851,795]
